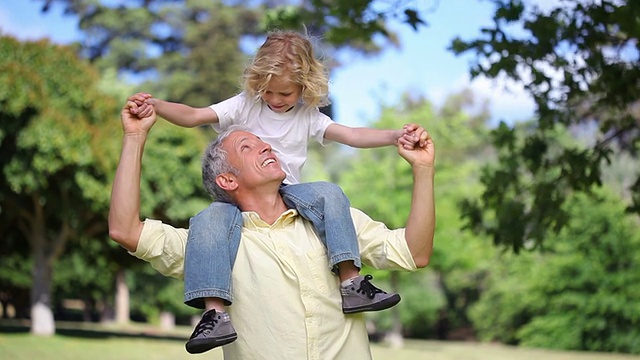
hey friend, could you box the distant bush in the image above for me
[470,190,640,354]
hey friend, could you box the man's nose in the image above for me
[259,142,272,153]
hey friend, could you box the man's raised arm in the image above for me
[398,126,436,268]
[108,97,157,252]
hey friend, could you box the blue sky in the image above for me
[0,0,536,127]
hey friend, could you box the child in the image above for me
[132,30,419,354]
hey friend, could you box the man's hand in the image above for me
[122,94,157,136]
[398,124,436,268]
[397,125,435,168]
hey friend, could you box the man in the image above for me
[108,98,436,359]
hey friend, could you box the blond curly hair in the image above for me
[243,30,330,108]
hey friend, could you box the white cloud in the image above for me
[470,75,536,124]
[427,72,536,125]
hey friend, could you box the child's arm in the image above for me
[324,122,420,149]
[129,92,219,128]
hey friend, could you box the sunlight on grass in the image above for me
[0,333,222,360]
[1,325,639,360]
[371,339,640,360]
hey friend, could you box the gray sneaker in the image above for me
[185,309,238,354]
[341,274,401,314]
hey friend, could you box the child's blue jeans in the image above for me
[183,181,361,309]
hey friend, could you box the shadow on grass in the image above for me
[0,322,186,342]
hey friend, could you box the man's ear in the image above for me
[216,173,239,191]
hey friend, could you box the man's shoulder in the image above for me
[349,207,370,220]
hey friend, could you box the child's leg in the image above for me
[335,262,360,282]
[280,181,401,314]
[183,201,242,354]
[281,181,360,268]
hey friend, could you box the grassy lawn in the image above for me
[1,321,639,360]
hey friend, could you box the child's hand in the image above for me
[398,132,416,149]
[399,123,428,149]
[127,93,154,119]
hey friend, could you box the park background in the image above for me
[1,0,639,359]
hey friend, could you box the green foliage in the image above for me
[146,1,252,105]
[398,273,444,338]
[53,236,119,308]
[139,120,211,225]
[337,97,435,334]
[0,35,119,207]
[368,271,445,337]
[419,90,498,335]
[119,102,212,321]
[0,35,117,252]
[0,213,31,293]
[0,35,125,332]
[451,0,640,250]
[0,34,209,327]
[262,0,427,49]
[461,121,592,253]
[0,239,32,293]
[470,189,640,354]
[37,0,439,85]
[128,265,197,322]
[337,90,496,338]
[37,0,253,106]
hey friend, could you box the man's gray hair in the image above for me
[202,125,250,203]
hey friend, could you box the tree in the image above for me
[125,119,211,324]
[336,96,433,345]
[469,188,640,354]
[0,220,31,319]
[416,90,499,340]
[335,90,494,342]
[146,1,252,106]
[39,0,437,55]
[451,0,640,251]
[262,0,430,48]
[37,0,259,107]
[0,36,120,335]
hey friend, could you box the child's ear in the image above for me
[216,173,239,191]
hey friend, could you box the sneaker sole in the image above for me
[343,294,402,314]
[185,333,238,354]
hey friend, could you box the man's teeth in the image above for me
[262,159,275,167]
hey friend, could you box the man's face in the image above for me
[223,131,286,187]
[260,74,302,113]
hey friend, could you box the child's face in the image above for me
[261,75,302,113]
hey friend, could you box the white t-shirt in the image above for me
[210,92,334,184]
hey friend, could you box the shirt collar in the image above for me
[241,209,299,229]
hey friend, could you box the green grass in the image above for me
[1,321,639,360]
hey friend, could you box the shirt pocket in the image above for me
[304,248,341,299]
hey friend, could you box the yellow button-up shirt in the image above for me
[133,208,417,360]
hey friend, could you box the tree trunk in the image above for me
[31,248,54,336]
[159,311,176,331]
[436,272,452,340]
[115,268,130,324]
[0,298,7,318]
[82,298,94,322]
[100,301,115,323]
[27,195,70,336]
[385,271,404,348]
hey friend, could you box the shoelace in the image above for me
[191,310,219,338]
[356,274,386,299]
